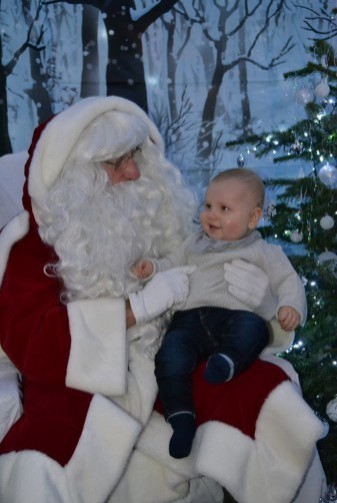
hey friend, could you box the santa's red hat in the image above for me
[24,96,164,219]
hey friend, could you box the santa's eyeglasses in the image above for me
[103,146,142,171]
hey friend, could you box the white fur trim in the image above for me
[137,410,196,479]
[0,451,73,502]
[138,382,324,503]
[66,394,141,502]
[109,452,224,503]
[28,97,164,209]
[0,395,141,503]
[67,297,127,395]
[112,342,158,424]
[0,211,29,286]
[108,449,189,503]
[292,449,326,503]
[193,381,324,503]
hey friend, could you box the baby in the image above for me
[132,168,306,458]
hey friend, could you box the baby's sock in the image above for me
[204,353,233,383]
[168,413,196,459]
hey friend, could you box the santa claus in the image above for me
[0,96,326,502]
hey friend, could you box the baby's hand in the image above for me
[277,305,301,331]
[131,259,154,280]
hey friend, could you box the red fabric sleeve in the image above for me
[0,223,71,385]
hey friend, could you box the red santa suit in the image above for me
[0,97,326,503]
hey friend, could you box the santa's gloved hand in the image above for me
[224,259,276,321]
[129,266,195,324]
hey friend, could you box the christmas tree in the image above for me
[226,38,337,484]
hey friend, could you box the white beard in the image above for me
[39,161,193,302]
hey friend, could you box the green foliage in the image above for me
[262,176,337,254]
[226,38,337,483]
[227,39,337,167]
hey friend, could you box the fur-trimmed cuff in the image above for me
[67,297,127,395]
[66,394,142,501]
[193,381,324,503]
[0,395,142,503]
[137,382,325,503]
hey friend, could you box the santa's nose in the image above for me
[123,158,141,181]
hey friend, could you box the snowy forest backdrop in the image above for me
[1,0,336,197]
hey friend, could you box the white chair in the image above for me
[0,152,27,438]
[0,152,27,230]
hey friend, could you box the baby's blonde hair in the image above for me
[212,168,265,208]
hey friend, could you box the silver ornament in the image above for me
[326,396,337,422]
[318,163,337,189]
[290,230,303,243]
[318,251,337,264]
[237,154,245,167]
[320,215,335,230]
[315,79,330,99]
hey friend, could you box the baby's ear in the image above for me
[248,207,263,230]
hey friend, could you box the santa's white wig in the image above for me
[27,97,196,301]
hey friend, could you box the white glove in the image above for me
[224,259,277,320]
[129,266,196,324]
